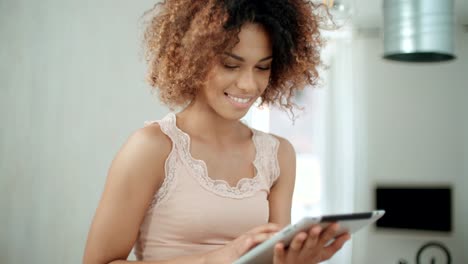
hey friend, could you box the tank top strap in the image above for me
[252,129,281,188]
[144,112,193,160]
[143,113,183,211]
[144,113,183,149]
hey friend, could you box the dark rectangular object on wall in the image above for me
[375,186,452,232]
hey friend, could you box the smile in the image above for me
[225,93,253,108]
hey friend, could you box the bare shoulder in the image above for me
[111,123,172,188]
[129,122,171,149]
[123,123,172,161]
[269,134,296,161]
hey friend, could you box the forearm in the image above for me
[108,254,207,264]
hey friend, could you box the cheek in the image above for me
[259,74,271,92]
[208,71,234,91]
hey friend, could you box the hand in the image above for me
[204,223,280,264]
[273,223,350,264]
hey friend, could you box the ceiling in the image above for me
[348,0,468,28]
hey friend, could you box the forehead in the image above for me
[228,23,272,60]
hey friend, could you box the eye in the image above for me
[223,64,239,69]
[256,66,271,71]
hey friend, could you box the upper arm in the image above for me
[83,124,171,264]
[268,136,296,227]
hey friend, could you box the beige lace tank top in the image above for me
[133,113,280,261]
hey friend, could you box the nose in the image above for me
[235,69,257,93]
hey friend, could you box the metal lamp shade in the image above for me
[383,0,456,62]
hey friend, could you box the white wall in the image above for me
[0,0,166,263]
[352,25,468,264]
[462,50,468,264]
[464,80,468,255]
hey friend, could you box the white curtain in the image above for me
[320,31,356,264]
[247,28,356,264]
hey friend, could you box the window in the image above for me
[245,84,327,224]
[244,32,355,264]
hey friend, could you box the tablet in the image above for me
[233,210,385,264]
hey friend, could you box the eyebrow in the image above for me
[223,52,273,62]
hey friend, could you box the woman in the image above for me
[83,0,350,263]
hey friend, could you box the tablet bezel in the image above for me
[233,210,385,264]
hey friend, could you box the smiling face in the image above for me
[194,23,273,120]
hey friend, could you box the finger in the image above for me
[251,232,277,244]
[288,232,308,253]
[326,232,350,251]
[321,232,351,261]
[242,232,277,252]
[303,225,322,249]
[319,223,339,246]
[273,243,286,264]
[247,223,281,235]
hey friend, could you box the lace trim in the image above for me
[152,149,177,210]
[145,113,281,205]
[143,118,179,211]
[166,113,268,199]
[269,134,281,185]
[252,130,280,187]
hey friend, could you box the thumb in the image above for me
[238,233,274,256]
[239,236,256,254]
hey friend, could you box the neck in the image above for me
[176,100,249,144]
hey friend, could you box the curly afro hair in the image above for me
[143,0,325,112]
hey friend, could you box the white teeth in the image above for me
[227,94,251,104]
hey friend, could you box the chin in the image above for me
[216,108,250,121]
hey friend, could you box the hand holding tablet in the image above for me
[233,210,385,264]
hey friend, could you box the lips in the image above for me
[224,92,254,108]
